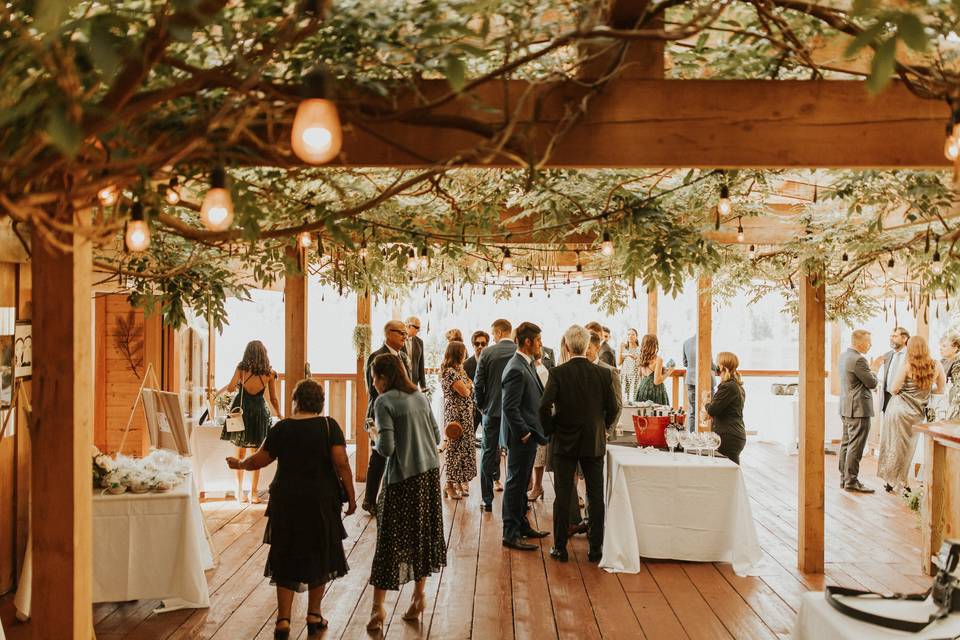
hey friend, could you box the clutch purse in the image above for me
[445,421,464,440]
[225,407,245,432]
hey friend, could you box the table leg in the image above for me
[921,437,945,576]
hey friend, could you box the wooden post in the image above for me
[921,434,947,575]
[30,207,93,638]
[647,286,658,336]
[829,321,842,396]
[798,274,826,574]
[355,294,371,481]
[284,247,308,416]
[696,276,712,431]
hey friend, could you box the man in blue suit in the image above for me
[500,322,550,550]
[473,319,516,511]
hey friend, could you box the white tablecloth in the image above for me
[794,591,960,639]
[15,479,213,618]
[194,424,275,495]
[756,395,844,454]
[600,447,763,575]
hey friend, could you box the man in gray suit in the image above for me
[473,318,516,511]
[839,329,884,493]
[682,335,718,432]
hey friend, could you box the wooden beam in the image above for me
[646,286,657,335]
[798,273,826,574]
[283,248,308,416]
[829,321,841,396]
[30,207,93,638]
[355,294,371,482]
[334,80,946,168]
[696,276,712,432]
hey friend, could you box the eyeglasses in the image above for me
[474,341,488,347]
[389,329,407,336]
[408,325,420,330]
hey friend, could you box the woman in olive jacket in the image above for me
[702,351,747,464]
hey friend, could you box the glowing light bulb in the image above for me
[406,248,418,271]
[748,244,756,259]
[946,133,960,161]
[199,167,234,231]
[736,222,745,243]
[165,177,181,205]
[933,250,943,274]
[717,185,732,217]
[575,264,584,282]
[291,99,343,165]
[98,185,119,206]
[125,202,150,252]
[298,231,312,248]
[502,248,513,271]
[601,230,614,256]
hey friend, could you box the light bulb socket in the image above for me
[503,247,511,259]
[887,257,895,268]
[131,201,145,222]
[933,250,942,262]
[719,185,730,199]
[841,252,849,262]
[210,166,227,189]
[168,176,179,189]
[302,69,333,100]
[602,230,611,243]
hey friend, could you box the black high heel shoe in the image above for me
[306,611,328,636]
[274,617,291,640]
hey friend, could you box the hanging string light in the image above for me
[748,244,756,260]
[291,71,343,165]
[97,184,119,206]
[125,200,150,252]
[199,167,234,231]
[359,240,368,260]
[736,217,745,243]
[406,247,418,271]
[601,230,614,256]
[887,254,895,269]
[164,177,181,205]
[298,231,312,248]
[841,251,849,262]
[946,111,960,161]
[419,245,430,270]
[502,247,513,271]
[932,236,943,275]
[717,184,732,217]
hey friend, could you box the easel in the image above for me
[117,362,162,454]
[0,379,31,440]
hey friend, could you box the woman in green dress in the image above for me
[634,334,675,405]
[219,340,282,503]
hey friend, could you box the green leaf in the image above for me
[897,13,928,52]
[866,36,897,94]
[444,55,467,92]
[87,21,122,79]
[32,0,77,35]
[845,23,884,58]
[45,106,81,158]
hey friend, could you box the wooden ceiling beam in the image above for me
[337,79,946,169]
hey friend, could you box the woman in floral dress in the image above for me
[440,341,477,499]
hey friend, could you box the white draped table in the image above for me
[794,592,960,639]
[15,480,213,618]
[600,446,763,575]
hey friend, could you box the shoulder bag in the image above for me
[225,381,246,432]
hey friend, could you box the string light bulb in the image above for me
[125,201,150,252]
[946,121,960,161]
[98,185,119,206]
[298,231,312,248]
[717,184,732,217]
[887,255,895,269]
[406,248,418,271]
[748,244,756,260]
[502,247,513,272]
[601,230,614,256]
[841,251,849,262]
[932,249,943,275]
[164,177,181,205]
[291,72,342,165]
[419,246,429,270]
[199,167,234,231]
[359,240,368,259]
[575,263,584,282]
[736,217,745,243]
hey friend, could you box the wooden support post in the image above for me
[647,286,658,336]
[798,274,826,574]
[696,277,712,431]
[355,293,371,481]
[284,248,308,417]
[30,208,93,638]
[829,321,842,396]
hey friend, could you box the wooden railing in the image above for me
[667,369,801,410]
[277,373,360,442]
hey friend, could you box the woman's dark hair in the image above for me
[292,378,325,413]
[442,341,467,372]
[238,340,272,376]
[371,354,419,394]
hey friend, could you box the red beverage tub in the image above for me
[632,413,684,448]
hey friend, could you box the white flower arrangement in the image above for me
[92,447,192,493]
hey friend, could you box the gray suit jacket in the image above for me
[839,347,878,418]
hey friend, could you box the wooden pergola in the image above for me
[23,6,954,637]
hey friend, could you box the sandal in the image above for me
[306,611,328,636]
[274,617,291,640]
[249,491,262,504]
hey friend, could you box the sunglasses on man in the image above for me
[473,341,488,347]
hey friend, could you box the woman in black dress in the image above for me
[227,379,356,640]
[702,351,747,464]
[218,340,281,503]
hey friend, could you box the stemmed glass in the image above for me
[689,432,705,462]
[665,427,680,460]
[703,432,722,462]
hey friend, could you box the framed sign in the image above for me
[14,322,31,379]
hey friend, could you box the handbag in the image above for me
[323,417,349,505]
[445,420,464,440]
[224,383,246,432]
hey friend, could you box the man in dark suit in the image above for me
[586,321,616,367]
[839,329,883,493]
[541,325,619,562]
[465,330,490,439]
[500,321,550,550]
[404,315,428,393]
[473,319,516,511]
[362,320,412,514]
[881,326,910,413]
[541,345,556,370]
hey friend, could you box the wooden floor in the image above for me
[3,442,929,639]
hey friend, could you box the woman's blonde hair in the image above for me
[717,351,742,385]
[638,334,659,368]
[907,336,936,391]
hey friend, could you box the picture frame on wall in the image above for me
[14,322,31,379]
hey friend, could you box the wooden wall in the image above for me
[94,294,162,456]
[0,264,17,592]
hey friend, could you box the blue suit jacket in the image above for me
[500,353,548,448]
[473,339,517,419]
